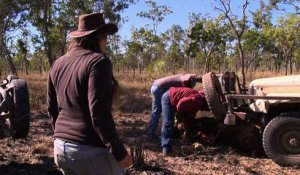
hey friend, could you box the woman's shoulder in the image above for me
[87,54,112,73]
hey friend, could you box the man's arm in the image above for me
[88,57,127,161]
[181,74,202,87]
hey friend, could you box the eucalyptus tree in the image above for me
[267,0,300,14]
[108,34,123,73]
[249,3,283,72]
[129,27,165,72]
[123,40,141,76]
[30,50,47,74]
[294,42,300,71]
[0,0,29,75]
[215,0,249,89]
[188,16,227,73]
[263,14,300,75]
[94,0,137,22]
[242,29,262,73]
[137,0,173,34]
[16,39,29,74]
[27,0,93,66]
[28,0,136,66]
[164,25,185,74]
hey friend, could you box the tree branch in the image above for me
[215,0,239,37]
[240,0,249,36]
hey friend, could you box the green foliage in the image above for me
[94,0,137,24]
[146,59,166,76]
[137,0,173,33]
[164,25,185,73]
[267,0,300,13]
[1,0,300,76]
[262,14,300,74]
[127,27,166,71]
[0,0,29,74]
[187,16,227,72]
[251,1,272,29]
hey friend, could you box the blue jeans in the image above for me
[148,84,164,138]
[54,139,126,175]
[161,90,175,150]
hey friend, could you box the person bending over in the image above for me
[148,74,202,140]
[160,87,209,156]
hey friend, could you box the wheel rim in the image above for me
[276,127,300,155]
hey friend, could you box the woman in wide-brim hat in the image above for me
[47,12,132,175]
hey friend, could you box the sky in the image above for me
[118,0,261,40]
[9,0,298,53]
[117,0,299,41]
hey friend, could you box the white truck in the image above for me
[202,72,300,167]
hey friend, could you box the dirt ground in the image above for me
[0,72,300,175]
[1,111,300,175]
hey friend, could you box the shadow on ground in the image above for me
[0,156,61,175]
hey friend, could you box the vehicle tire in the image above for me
[11,79,30,139]
[202,72,227,121]
[263,114,300,167]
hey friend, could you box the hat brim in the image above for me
[69,23,118,38]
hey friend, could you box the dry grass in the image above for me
[115,72,152,113]
[18,72,48,111]
[0,71,299,174]
[16,70,298,111]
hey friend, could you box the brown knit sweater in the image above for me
[47,46,127,161]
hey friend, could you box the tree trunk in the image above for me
[237,40,246,92]
[44,0,53,66]
[2,40,18,76]
[296,62,300,72]
[289,58,293,75]
[204,56,208,74]
[285,57,288,76]
[25,61,28,75]
[235,56,238,73]
[139,64,142,74]
[133,67,135,79]
[39,65,42,75]
[218,58,221,73]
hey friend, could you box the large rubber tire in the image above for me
[11,79,30,139]
[202,72,227,121]
[263,114,300,167]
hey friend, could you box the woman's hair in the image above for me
[68,30,106,53]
